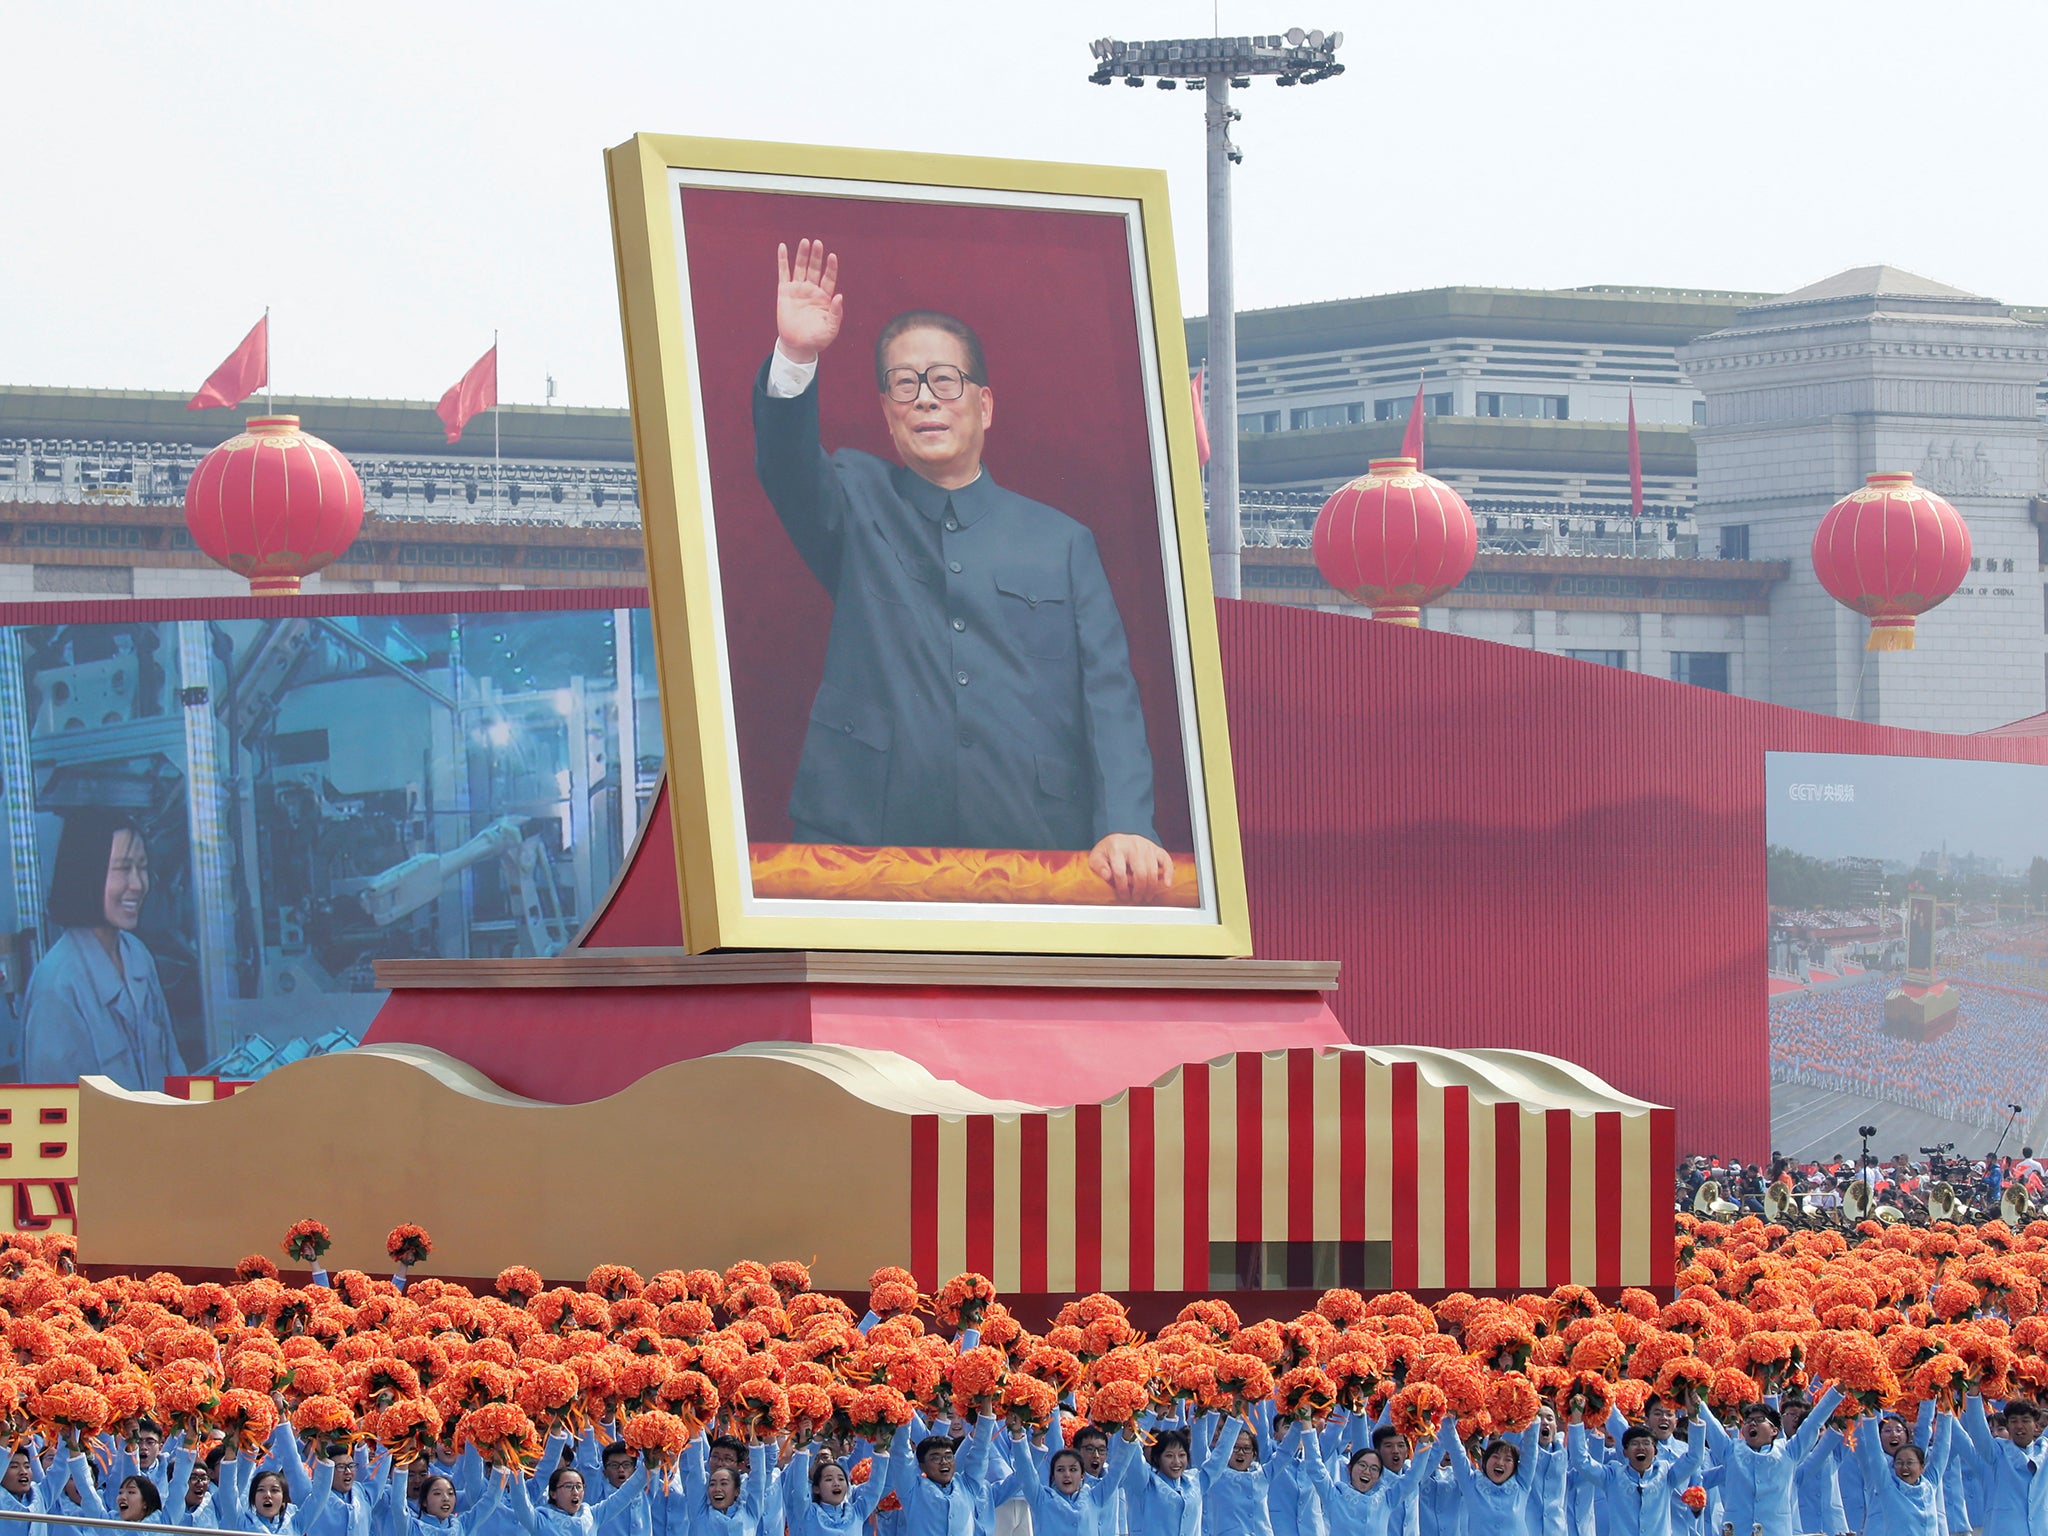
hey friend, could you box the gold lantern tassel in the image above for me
[1866,616,1916,651]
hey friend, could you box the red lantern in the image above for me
[1311,456,1478,624]
[1811,471,1971,651]
[183,416,365,595]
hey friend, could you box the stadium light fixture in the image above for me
[1086,30,1346,601]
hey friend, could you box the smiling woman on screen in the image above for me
[22,809,185,1089]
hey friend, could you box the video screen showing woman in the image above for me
[21,809,186,1089]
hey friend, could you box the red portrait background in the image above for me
[676,184,1197,854]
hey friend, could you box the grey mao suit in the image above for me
[751,359,1159,852]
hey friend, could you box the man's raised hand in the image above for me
[776,239,843,365]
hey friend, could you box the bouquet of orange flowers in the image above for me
[623,1409,691,1470]
[293,1393,357,1456]
[149,1360,220,1439]
[1680,1487,1708,1514]
[1276,1366,1337,1423]
[454,1403,542,1471]
[1388,1382,1448,1441]
[386,1226,432,1269]
[934,1273,998,1331]
[364,1399,444,1465]
[495,1266,544,1306]
[1083,1379,1149,1434]
[514,1363,580,1430]
[868,1268,921,1320]
[999,1376,1058,1432]
[212,1388,279,1455]
[947,1345,1008,1417]
[728,1380,791,1443]
[282,1220,332,1266]
[658,1369,720,1434]
[845,1384,916,1445]
[1215,1352,1277,1411]
[1560,1370,1613,1427]
[30,1381,110,1446]
[1487,1373,1541,1433]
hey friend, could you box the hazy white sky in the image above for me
[6,0,2045,409]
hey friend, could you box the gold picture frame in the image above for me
[606,133,1249,956]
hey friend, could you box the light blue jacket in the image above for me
[1855,1412,1953,1536]
[1565,1423,1703,1536]
[1287,1424,1424,1536]
[506,1463,649,1536]
[783,1438,899,1536]
[216,1454,338,1536]
[1961,1396,2043,1536]
[22,927,186,1089]
[1695,1386,1837,1536]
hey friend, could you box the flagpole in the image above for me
[492,329,501,514]
[264,306,272,414]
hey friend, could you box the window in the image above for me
[1373,393,1452,421]
[1720,524,1751,561]
[1566,649,1629,670]
[1692,400,1708,425]
[1208,1241,1389,1290]
[1671,652,1731,692]
[1289,402,1365,430]
[1239,411,1281,434]
[1476,392,1568,420]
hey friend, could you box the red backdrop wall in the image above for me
[1219,603,2048,1160]
[676,187,1195,849]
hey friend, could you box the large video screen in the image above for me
[1767,750,2048,1163]
[0,604,661,1090]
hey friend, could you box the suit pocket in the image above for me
[993,564,1073,659]
[1035,753,1081,802]
[790,682,894,837]
[860,523,936,607]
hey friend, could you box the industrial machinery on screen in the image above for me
[0,606,658,1083]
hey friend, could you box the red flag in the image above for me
[1400,377,1426,468]
[186,316,268,411]
[1191,367,1212,468]
[1627,388,1643,518]
[437,344,498,444]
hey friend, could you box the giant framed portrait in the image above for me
[606,135,1249,955]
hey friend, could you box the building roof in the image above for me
[1725,265,2019,328]
[1188,284,1773,363]
[0,385,634,462]
[1241,414,1697,483]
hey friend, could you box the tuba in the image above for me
[1844,1178,1872,1223]
[1762,1180,1798,1225]
[1693,1179,1739,1218]
[2003,1182,2036,1226]
[1926,1181,1962,1224]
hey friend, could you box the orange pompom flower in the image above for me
[292,1393,356,1454]
[1277,1366,1338,1423]
[1388,1382,1448,1440]
[1681,1488,1708,1514]
[623,1409,690,1470]
[212,1388,279,1455]
[494,1268,545,1306]
[454,1402,542,1471]
[386,1226,433,1269]
[281,1220,332,1266]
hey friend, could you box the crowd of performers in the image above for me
[1768,977,2048,1133]
[2,1214,2048,1536]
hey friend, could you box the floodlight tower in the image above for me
[1088,29,1345,599]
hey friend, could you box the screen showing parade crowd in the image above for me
[1764,750,2048,1215]
[0,604,660,1092]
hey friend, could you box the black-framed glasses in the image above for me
[883,364,978,403]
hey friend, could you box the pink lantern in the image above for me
[183,416,365,595]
